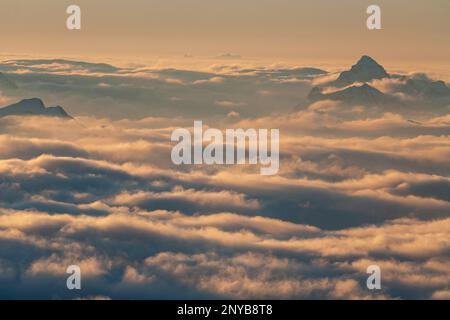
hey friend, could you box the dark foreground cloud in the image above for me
[0,209,449,299]
[0,113,448,299]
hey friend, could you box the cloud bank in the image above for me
[0,57,449,299]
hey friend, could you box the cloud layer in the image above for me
[0,58,449,299]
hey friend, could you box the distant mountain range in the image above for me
[307,55,450,108]
[0,98,72,119]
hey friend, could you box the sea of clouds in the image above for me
[0,58,449,299]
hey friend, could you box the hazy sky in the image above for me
[1,0,449,65]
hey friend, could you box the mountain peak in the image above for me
[0,98,72,119]
[17,98,45,109]
[308,83,391,106]
[357,55,378,65]
[46,105,72,118]
[354,55,387,73]
[332,55,390,87]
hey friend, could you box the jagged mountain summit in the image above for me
[330,55,390,87]
[0,98,72,119]
[303,55,450,112]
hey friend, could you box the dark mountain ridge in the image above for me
[0,98,72,119]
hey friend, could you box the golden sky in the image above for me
[1,0,449,66]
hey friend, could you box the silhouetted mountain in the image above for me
[330,55,390,87]
[308,83,392,106]
[402,78,450,98]
[0,98,72,119]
